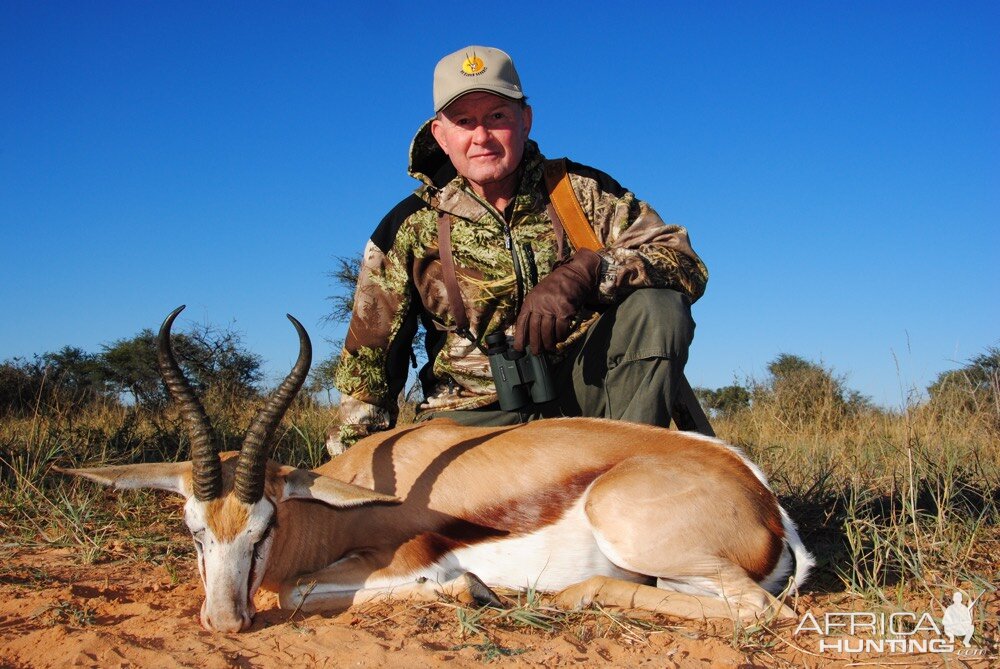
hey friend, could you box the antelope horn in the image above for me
[234,314,312,504]
[157,305,223,501]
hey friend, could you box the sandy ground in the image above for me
[0,546,995,668]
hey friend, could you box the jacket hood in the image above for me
[409,119,455,188]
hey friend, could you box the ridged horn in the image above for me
[234,314,312,504]
[157,305,223,502]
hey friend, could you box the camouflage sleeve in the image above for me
[567,167,709,304]
[334,237,417,447]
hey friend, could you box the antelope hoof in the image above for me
[457,572,503,608]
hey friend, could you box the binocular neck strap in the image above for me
[436,211,474,341]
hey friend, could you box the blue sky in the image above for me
[2,1,997,407]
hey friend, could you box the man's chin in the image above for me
[466,161,504,177]
[466,166,514,185]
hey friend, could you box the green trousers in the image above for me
[423,288,695,429]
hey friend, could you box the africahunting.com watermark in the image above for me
[794,590,993,657]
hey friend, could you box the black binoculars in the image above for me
[485,332,557,411]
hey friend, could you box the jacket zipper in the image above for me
[467,190,525,316]
[504,220,525,311]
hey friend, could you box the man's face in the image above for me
[430,92,532,195]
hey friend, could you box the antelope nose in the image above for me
[203,613,249,633]
[201,603,251,633]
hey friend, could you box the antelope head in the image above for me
[56,306,396,632]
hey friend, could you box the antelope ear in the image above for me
[52,462,193,498]
[278,468,400,508]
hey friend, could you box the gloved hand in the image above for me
[514,248,602,353]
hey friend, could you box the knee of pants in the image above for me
[610,289,694,359]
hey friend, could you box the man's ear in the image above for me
[521,105,532,140]
[430,117,450,155]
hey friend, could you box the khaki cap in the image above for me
[433,46,524,113]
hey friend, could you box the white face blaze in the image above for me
[184,496,276,633]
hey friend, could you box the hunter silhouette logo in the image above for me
[461,53,486,76]
[942,591,978,647]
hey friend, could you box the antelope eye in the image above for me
[252,524,274,559]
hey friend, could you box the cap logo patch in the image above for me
[461,54,486,76]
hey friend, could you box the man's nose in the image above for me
[471,124,489,143]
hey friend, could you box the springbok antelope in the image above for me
[56,307,813,633]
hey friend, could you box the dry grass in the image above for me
[0,393,329,567]
[716,390,998,616]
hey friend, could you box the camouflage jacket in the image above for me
[334,121,708,446]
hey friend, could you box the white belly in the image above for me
[443,495,646,591]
